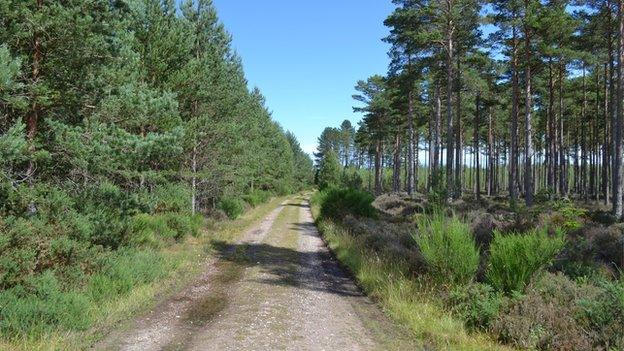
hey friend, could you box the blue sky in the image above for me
[212,0,395,154]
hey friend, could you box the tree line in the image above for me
[0,1,314,341]
[318,0,624,218]
[0,0,313,218]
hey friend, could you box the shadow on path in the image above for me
[209,239,364,298]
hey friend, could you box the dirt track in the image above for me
[95,198,418,351]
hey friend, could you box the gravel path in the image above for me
[94,198,418,351]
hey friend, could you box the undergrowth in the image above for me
[0,194,286,351]
[311,198,509,351]
[311,189,623,351]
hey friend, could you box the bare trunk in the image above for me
[392,133,402,192]
[455,58,463,198]
[603,62,611,204]
[191,145,197,215]
[407,90,415,194]
[510,23,520,204]
[488,107,494,196]
[524,11,534,207]
[614,0,624,218]
[559,64,567,196]
[375,140,382,195]
[547,60,555,191]
[445,0,455,199]
[415,128,420,191]
[475,93,481,200]
[582,65,589,201]
[431,84,442,189]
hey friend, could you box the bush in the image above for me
[316,187,376,219]
[150,183,192,213]
[242,189,272,207]
[0,271,91,338]
[550,201,587,232]
[217,197,245,219]
[414,215,480,285]
[340,169,364,190]
[317,150,341,190]
[492,273,623,350]
[86,248,168,302]
[556,225,624,278]
[128,213,173,248]
[534,187,554,203]
[164,213,203,239]
[342,216,424,273]
[487,227,565,294]
[576,278,624,349]
[449,283,504,330]
[492,273,596,350]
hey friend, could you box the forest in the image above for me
[312,0,624,350]
[318,0,624,212]
[0,0,313,348]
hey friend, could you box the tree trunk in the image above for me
[523,11,534,207]
[407,89,415,194]
[455,57,463,198]
[191,145,197,215]
[375,139,382,195]
[603,62,611,204]
[614,0,624,218]
[368,153,373,192]
[445,0,455,200]
[475,93,481,200]
[488,107,494,196]
[559,63,568,196]
[415,128,420,191]
[432,84,442,190]
[510,22,520,204]
[548,60,555,191]
[392,133,402,192]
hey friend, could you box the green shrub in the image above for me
[340,169,364,190]
[128,212,203,247]
[492,273,595,350]
[150,183,192,213]
[487,227,565,294]
[164,213,203,240]
[310,190,324,209]
[86,248,168,302]
[534,187,554,204]
[550,200,587,231]
[0,271,91,338]
[273,179,293,196]
[414,215,480,285]
[242,189,272,207]
[576,278,624,349]
[217,197,245,219]
[316,187,376,220]
[317,150,342,190]
[491,272,623,351]
[127,213,171,248]
[449,283,504,330]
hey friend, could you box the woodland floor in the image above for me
[93,196,418,351]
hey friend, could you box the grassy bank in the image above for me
[310,192,510,351]
[0,196,286,351]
